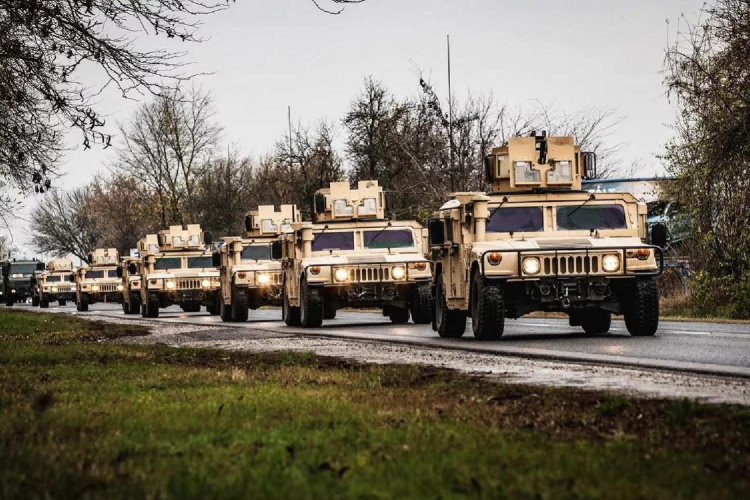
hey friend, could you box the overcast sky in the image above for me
[5,0,705,257]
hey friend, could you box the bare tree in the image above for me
[30,187,99,261]
[116,85,222,227]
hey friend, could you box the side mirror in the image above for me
[271,241,283,260]
[37,262,45,271]
[583,152,597,179]
[429,219,446,246]
[650,222,668,249]
[385,192,393,213]
[244,215,252,232]
[203,232,213,246]
[212,252,221,267]
[116,267,123,278]
[314,193,326,214]
[128,263,137,275]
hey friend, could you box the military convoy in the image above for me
[279,181,433,327]
[136,225,218,318]
[76,249,123,311]
[1,133,669,339]
[429,133,666,339]
[214,205,298,322]
[33,259,76,308]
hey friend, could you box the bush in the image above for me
[686,271,750,319]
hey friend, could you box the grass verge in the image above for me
[1,309,749,499]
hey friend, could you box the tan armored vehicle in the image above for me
[118,255,143,314]
[279,180,433,327]
[137,225,218,317]
[34,259,76,308]
[429,133,667,339]
[214,205,299,322]
[76,249,123,311]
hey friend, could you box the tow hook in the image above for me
[561,295,571,309]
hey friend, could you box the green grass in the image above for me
[1,310,749,499]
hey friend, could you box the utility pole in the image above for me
[447,34,455,191]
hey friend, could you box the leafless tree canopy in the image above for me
[30,187,99,261]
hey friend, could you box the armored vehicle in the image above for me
[215,205,299,322]
[34,259,76,308]
[118,255,143,314]
[136,225,218,318]
[279,180,433,328]
[429,133,667,340]
[2,258,45,306]
[76,249,123,311]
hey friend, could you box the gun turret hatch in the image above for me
[157,225,208,251]
[484,135,596,193]
[313,180,391,222]
[88,248,119,266]
[244,205,300,236]
[137,235,160,256]
[47,259,73,272]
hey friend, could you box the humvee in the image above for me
[429,133,667,339]
[136,225,218,318]
[2,258,45,306]
[214,205,299,322]
[33,259,76,308]
[118,255,143,314]
[76,249,123,311]
[279,180,433,327]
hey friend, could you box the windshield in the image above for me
[557,204,627,231]
[186,256,214,269]
[85,270,107,279]
[46,274,75,282]
[10,263,37,274]
[153,257,183,271]
[313,232,355,252]
[363,229,414,249]
[487,207,544,233]
[241,245,272,261]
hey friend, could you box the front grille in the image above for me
[342,265,404,283]
[96,284,119,293]
[178,278,202,290]
[271,273,282,285]
[55,286,73,293]
[541,255,601,276]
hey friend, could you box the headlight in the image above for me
[166,280,176,290]
[391,266,405,280]
[257,273,270,285]
[117,284,124,291]
[522,257,541,276]
[51,287,58,293]
[92,285,100,292]
[201,279,210,288]
[602,254,620,272]
[11,274,22,279]
[335,268,348,282]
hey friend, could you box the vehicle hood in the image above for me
[472,236,645,253]
[231,262,282,273]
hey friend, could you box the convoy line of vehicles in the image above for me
[1,134,668,339]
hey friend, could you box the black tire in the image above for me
[127,295,141,315]
[283,288,301,327]
[77,294,89,312]
[5,295,13,307]
[32,294,39,307]
[568,311,583,327]
[323,301,337,320]
[434,273,466,338]
[145,293,159,318]
[40,294,49,309]
[470,271,505,340]
[581,309,611,335]
[207,295,220,316]
[231,288,249,322]
[622,278,659,337]
[58,299,66,307]
[300,280,323,328]
[389,307,410,324]
[220,296,233,322]
[122,301,129,314]
[410,284,433,324]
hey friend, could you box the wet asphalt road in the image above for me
[13,301,750,378]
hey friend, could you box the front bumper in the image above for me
[302,261,432,286]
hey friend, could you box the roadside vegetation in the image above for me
[1,309,749,499]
